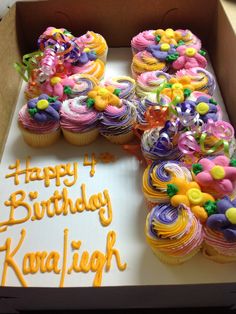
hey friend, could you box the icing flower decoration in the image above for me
[172,46,207,71]
[207,196,236,242]
[192,156,236,197]
[42,75,75,100]
[167,177,215,222]
[71,47,97,66]
[192,95,218,122]
[168,76,194,95]
[27,94,61,122]
[154,28,182,45]
[86,86,122,111]
[157,82,192,104]
[146,43,178,62]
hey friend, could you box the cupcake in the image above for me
[60,96,100,146]
[175,67,216,95]
[141,121,183,162]
[103,76,136,100]
[90,86,136,144]
[18,94,61,147]
[203,196,236,263]
[100,102,137,144]
[142,160,192,204]
[75,31,108,63]
[131,45,175,79]
[192,156,236,198]
[145,203,203,264]
[131,28,201,55]
[65,47,105,80]
[135,71,171,100]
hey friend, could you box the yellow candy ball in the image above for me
[172,83,183,90]
[36,99,49,110]
[187,188,203,205]
[210,166,225,180]
[52,28,63,35]
[185,47,197,57]
[160,43,170,51]
[196,102,209,115]
[50,76,61,86]
[83,47,90,53]
[98,88,108,96]
[226,207,236,224]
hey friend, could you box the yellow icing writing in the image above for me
[1,184,112,232]
[0,229,126,287]
[83,153,97,177]
[5,158,78,187]
[67,231,127,287]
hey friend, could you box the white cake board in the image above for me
[0,48,234,289]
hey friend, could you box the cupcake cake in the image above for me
[75,31,108,63]
[203,196,236,263]
[60,96,100,146]
[18,94,61,147]
[146,203,203,264]
[142,160,192,204]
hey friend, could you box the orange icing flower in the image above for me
[87,86,122,111]
[154,28,182,45]
[168,177,215,222]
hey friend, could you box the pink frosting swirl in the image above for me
[60,96,100,132]
[131,30,156,53]
[18,105,59,134]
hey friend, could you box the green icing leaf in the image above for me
[113,88,121,97]
[177,40,185,46]
[199,49,207,56]
[166,52,179,62]
[155,35,161,42]
[64,86,72,95]
[209,98,217,105]
[184,88,192,97]
[86,98,95,108]
[48,96,58,103]
[165,83,173,88]
[167,184,178,197]
[230,158,236,167]
[192,163,203,175]
[28,108,38,117]
[204,200,217,216]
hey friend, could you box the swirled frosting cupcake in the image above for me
[18,94,61,147]
[100,100,137,144]
[75,31,108,63]
[131,50,169,79]
[68,57,105,81]
[203,196,236,263]
[146,204,203,264]
[175,67,216,95]
[141,121,183,162]
[131,30,157,55]
[136,71,171,100]
[60,96,100,145]
[103,76,136,100]
[142,161,192,203]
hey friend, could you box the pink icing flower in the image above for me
[172,46,207,71]
[42,76,75,101]
[193,156,236,197]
